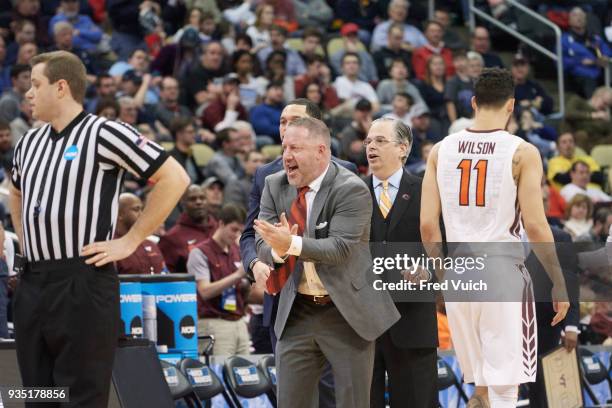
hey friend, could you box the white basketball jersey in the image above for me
[437,129,524,243]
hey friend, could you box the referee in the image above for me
[9,51,189,407]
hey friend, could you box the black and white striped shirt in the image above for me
[11,111,168,262]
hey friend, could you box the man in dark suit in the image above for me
[239,99,357,407]
[254,117,400,408]
[366,117,439,407]
[526,226,580,408]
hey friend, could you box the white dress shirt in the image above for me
[272,165,330,295]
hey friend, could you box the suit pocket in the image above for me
[314,226,329,239]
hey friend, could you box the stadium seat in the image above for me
[436,357,469,408]
[574,146,588,157]
[578,348,612,406]
[591,145,612,168]
[192,144,215,167]
[258,354,278,404]
[223,355,276,407]
[261,145,282,160]
[178,358,237,408]
[326,36,366,56]
[160,142,174,151]
[285,38,326,56]
[160,359,202,407]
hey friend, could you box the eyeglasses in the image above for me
[362,136,395,147]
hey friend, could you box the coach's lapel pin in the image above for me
[402,193,411,201]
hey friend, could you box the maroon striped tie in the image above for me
[266,186,309,295]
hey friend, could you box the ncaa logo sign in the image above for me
[179,315,196,339]
[63,145,79,161]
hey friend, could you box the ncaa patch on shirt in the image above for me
[64,145,79,161]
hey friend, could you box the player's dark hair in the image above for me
[473,68,514,109]
[287,98,323,120]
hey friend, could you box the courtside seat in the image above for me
[223,355,275,407]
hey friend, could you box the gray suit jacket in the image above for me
[256,161,400,341]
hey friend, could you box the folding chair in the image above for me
[578,348,612,406]
[160,359,202,408]
[258,354,278,405]
[223,355,276,407]
[437,357,469,408]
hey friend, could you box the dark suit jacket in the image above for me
[368,169,438,349]
[526,226,580,351]
[240,155,358,326]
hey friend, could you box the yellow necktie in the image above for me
[379,180,392,219]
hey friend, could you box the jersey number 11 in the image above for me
[457,159,488,207]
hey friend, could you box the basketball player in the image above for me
[420,68,569,408]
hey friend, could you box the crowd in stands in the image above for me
[0,0,611,351]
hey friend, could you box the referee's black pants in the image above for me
[13,257,120,407]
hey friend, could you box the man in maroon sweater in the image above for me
[115,193,167,275]
[200,74,248,131]
[159,185,218,272]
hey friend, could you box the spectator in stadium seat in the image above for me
[4,19,36,66]
[406,139,433,177]
[48,0,102,53]
[406,106,442,165]
[373,23,414,81]
[416,54,449,131]
[246,4,273,53]
[250,82,285,143]
[109,48,150,81]
[154,77,192,129]
[255,50,296,106]
[0,121,13,171]
[383,92,414,126]
[547,132,603,190]
[15,42,38,67]
[172,8,214,45]
[224,150,265,210]
[187,204,250,356]
[370,0,426,52]
[86,74,117,113]
[560,161,611,204]
[470,26,504,68]
[412,20,455,81]
[340,98,372,168]
[298,28,325,65]
[48,21,97,75]
[117,96,139,126]
[511,54,553,116]
[564,87,612,152]
[207,127,246,184]
[562,7,612,98]
[168,117,206,185]
[0,37,9,94]
[563,194,593,240]
[202,177,225,219]
[330,23,379,83]
[114,193,167,275]
[295,55,341,111]
[10,97,34,143]
[231,50,264,111]
[151,27,202,79]
[0,64,30,124]
[542,177,566,227]
[95,98,120,121]
[117,69,158,108]
[293,0,333,29]
[377,59,427,115]
[434,7,467,51]
[445,52,482,123]
[334,0,381,44]
[576,207,612,244]
[159,185,219,272]
[257,25,305,77]
[107,0,147,61]
[201,74,248,132]
[181,41,227,111]
[334,52,380,113]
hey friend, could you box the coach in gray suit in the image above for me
[254,117,400,408]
